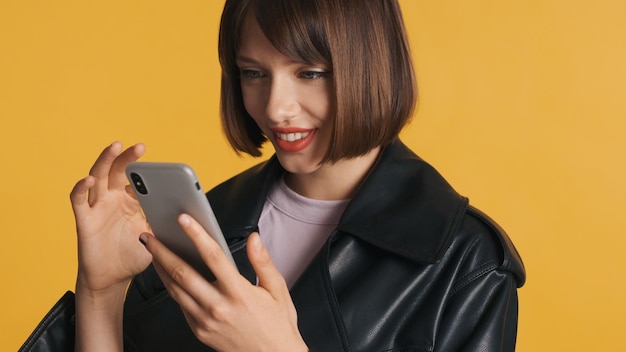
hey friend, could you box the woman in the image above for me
[67,0,525,351]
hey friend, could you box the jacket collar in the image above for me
[337,140,468,263]
[208,140,468,264]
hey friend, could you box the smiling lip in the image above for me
[271,127,316,153]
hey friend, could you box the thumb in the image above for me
[247,232,289,297]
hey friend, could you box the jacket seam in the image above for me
[382,346,434,352]
[433,196,469,261]
[125,289,171,318]
[466,205,525,286]
[449,260,499,296]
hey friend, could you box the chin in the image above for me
[275,154,323,175]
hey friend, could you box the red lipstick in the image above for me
[271,128,316,153]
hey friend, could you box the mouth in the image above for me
[276,131,311,142]
[271,128,316,153]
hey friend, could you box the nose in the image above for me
[265,76,301,122]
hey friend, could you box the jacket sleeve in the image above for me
[18,291,75,352]
[435,268,520,351]
[432,205,524,352]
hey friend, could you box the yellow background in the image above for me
[1,0,625,350]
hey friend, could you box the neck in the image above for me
[284,147,380,200]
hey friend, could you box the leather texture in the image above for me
[123,140,525,351]
[19,291,75,352]
[22,140,525,351]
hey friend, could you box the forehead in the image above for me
[235,5,329,66]
[236,14,290,64]
[237,15,270,54]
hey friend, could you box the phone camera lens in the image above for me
[130,172,148,195]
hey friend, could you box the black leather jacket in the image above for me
[122,140,525,351]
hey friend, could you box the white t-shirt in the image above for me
[258,177,350,288]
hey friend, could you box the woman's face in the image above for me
[237,16,334,175]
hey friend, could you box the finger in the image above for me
[69,175,96,216]
[125,184,138,200]
[151,257,204,314]
[246,232,289,299]
[140,232,217,301]
[180,310,201,331]
[178,214,239,285]
[108,143,146,190]
[152,255,222,345]
[88,142,123,204]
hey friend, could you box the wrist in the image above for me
[75,279,128,310]
[75,268,130,294]
[282,335,308,352]
[74,279,128,352]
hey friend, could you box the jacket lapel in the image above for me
[338,140,468,263]
[290,240,352,351]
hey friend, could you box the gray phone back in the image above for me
[126,162,235,281]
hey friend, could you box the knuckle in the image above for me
[69,178,90,203]
[193,323,214,344]
[88,164,99,176]
[167,286,182,302]
[200,243,223,264]
[205,245,222,260]
[169,264,188,283]
[207,303,231,323]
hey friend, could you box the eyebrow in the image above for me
[236,53,327,68]
[235,55,260,65]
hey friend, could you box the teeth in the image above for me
[277,132,309,142]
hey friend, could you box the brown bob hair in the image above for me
[218,0,417,162]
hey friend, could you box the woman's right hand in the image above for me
[70,142,153,294]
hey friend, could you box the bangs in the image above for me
[250,0,330,66]
[219,0,416,161]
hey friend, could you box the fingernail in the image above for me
[179,214,191,227]
[139,233,149,246]
[250,232,262,250]
[110,141,121,150]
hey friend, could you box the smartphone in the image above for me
[126,162,235,281]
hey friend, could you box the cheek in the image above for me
[314,82,334,122]
[241,87,263,120]
[311,89,334,125]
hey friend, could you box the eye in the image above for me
[240,69,265,79]
[299,71,330,80]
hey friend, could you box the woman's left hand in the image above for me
[140,214,309,352]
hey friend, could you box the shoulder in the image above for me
[448,205,526,288]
